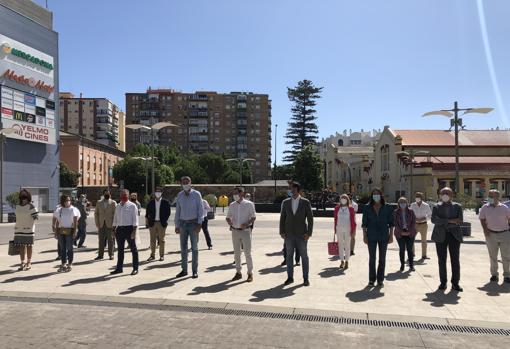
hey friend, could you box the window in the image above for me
[337,139,344,146]
[381,145,389,172]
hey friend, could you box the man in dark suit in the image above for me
[146,187,171,262]
[431,187,464,292]
[279,181,314,287]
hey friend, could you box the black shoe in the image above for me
[280,261,286,266]
[438,283,447,291]
[409,266,415,272]
[208,246,212,250]
[490,275,499,283]
[159,256,164,261]
[131,269,138,276]
[295,262,300,266]
[55,256,60,261]
[176,271,188,278]
[303,279,310,287]
[367,281,375,288]
[377,282,384,288]
[232,272,242,281]
[192,273,198,279]
[94,256,103,261]
[78,245,85,248]
[400,265,405,272]
[422,256,429,260]
[350,251,355,256]
[452,284,463,292]
[504,277,510,284]
[110,269,122,275]
[147,256,155,262]
[109,255,114,260]
[284,278,294,286]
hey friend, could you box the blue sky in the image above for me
[34,0,510,163]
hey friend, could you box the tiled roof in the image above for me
[414,156,510,164]
[392,129,510,146]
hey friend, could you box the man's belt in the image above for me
[181,219,197,223]
[416,221,427,225]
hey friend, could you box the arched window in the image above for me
[337,139,344,147]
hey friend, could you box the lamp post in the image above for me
[126,122,178,194]
[274,123,278,197]
[423,103,493,193]
[395,150,430,197]
[132,156,150,197]
[226,157,256,187]
[0,127,15,223]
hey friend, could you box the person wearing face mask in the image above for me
[348,193,358,256]
[280,189,301,267]
[479,189,510,284]
[333,194,357,270]
[13,189,38,271]
[130,193,141,216]
[111,189,139,275]
[393,197,417,272]
[73,195,88,248]
[201,198,213,250]
[280,181,314,286]
[410,192,432,260]
[361,188,394,288]
[94,189,117,260]
[53,195,80,272]
[146,187,171,262]
[431,187,464,292]
[174,176,203,279]
[227,187,256,282]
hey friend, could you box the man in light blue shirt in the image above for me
[174,176,203,278]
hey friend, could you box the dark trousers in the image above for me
[115,226,139,272]
[74,226,86,247]
[368,240,388,283]
[282,242,300,264]
[435,231,461,285]
[202,217,212,248]
[285,235,309,280]
[397,235,415,267]
[58,234,74,265]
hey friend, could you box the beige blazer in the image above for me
[94,199,117,228]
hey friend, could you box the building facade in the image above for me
[373,126,510,202]
[59,92,125,151]
[60,131,125,188]
[0,0,59,212]
[318,129,380,194]
[125,89,272,181]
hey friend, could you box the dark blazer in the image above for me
[145,199,171,227]
[279,197,314,237]
[431,201,463,243]
[362,204,394,242]
[393,208,417,238]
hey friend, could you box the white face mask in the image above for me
[233,194,240,202]
[155,192,162,199]
[182,184,191,192]
[415,198,422,203]
[441,194,450,203]
[340,199,348,205]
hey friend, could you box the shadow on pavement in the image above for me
[345,287,384,303]
[385,270,411,281]
[477,282,510,296]
[63,274,125,287]
[204,263,235,273]
[72,259,100,267]
[144,261,181,270]
[219,251,234,256]
[422,289,460,307]
[39,249,58,254]
[0,269,16,276]
[188,279,245,295]
[250,284,303,302]
[258,265,286,275]
[2,272,55,283]
[9,258,56,267]
[120,276,191,295]
[318,267,344,278]
[265,251,283,257]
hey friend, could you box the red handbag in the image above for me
[328,231,339,256]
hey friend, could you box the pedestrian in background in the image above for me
[73,194,88,248]
[201,198,213,250]
[13,189,38,271]
[394,197,416,272]
[333,194,356,270]
[410,192,432,260]
[53,195,80,272]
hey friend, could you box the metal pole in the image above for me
[81,136,84,195]
[145,159,149,197]
[151,128,155,194]
[274,124,277,197]
[454,101,460,194]
[0,133,3,223]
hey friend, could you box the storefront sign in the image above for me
[0,34,54,78]
[1,42,53,70]
[2,69,54,93]
[1,117,55,144]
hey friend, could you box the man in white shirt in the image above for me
[410,192,433,259]
[111,189,139,275]
[227,187,256,282]
[202,199,213,249]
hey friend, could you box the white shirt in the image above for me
[155,199,161,221]
[291,195,301,215]
[53,206,81,228]
[336,207,351,231]
[227,199,256,229]
[113,200,139,227]
[410,201,432,223]
[202,199,211,218]
[351,200,358,212]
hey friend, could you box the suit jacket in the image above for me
[279,197,314,237]
[145,198,171,227]
[431,201,463,243]
[94,199,117,229]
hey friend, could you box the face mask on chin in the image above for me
[182,184,191,192]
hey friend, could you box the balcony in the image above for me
[189,94,209,101]
[237,102,247,110]
[189,110,208,118]
[236,95,247,102]
[236,111,247,119]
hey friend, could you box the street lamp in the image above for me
[423,102,493,193]
[226,157,256,187]
[126,122,178,193]
[132,156,151,197]
[273,123,278,197]
[0,127,15,223]
[395,150,430,197]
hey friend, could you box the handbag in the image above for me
[8,241,20,256]
[328,231,339,256]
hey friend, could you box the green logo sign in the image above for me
[1,42,54,70]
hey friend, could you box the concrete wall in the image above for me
[0,0,52,30]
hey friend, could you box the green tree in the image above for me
[112,157,147,195]
[60,162,80,187]
[274,164,294,180]
[173,156,208,183]
[293,145,323,191]
[157,164,175,186]
[198,153,228,183]
[284,79,323,162]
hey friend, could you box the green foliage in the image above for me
[274,164,294,180]
[455,193,477,210]
[198,153,228,184]
[274,190,289,204]
[112,157,147,195]
[292,145,324,191]
[59,162,80,188]
[157,164,175,186]
[6,192,19,209]
[284,79,323,162]
[204,194,218,207]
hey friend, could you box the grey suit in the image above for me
[279,197,314,280]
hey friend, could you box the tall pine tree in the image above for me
[284,79,323,162]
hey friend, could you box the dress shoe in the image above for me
[192,273,198,279]
[295,262,301,266]
[438,283,447,291]
[284,278,294,286]
[176,271,188,278]
[147,256,155,262]
[422,256,429,260]
[159,256,164,262]
[110,269,122,275]
[343,261,349,270]
[504,277,510,284]
[280,260,286,266]
[339,261,345,269]
[109,256,114,260]
[409,266,415,272]
[350,251,355,256]
[55,256,60,261]
[377,282,384,288]
[399,264,405,272]
[232,272,242,281]
[131,269,138,276]
[490,275,499,283]
[246,274,253,282]
[367,281,375,288]
[94,256,103,261]
[452,284,463,292]
[208,246,213,250]
[303,279,310,287]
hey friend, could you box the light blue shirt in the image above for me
[174,189,204,225]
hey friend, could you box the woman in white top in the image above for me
[53,195,80,272]
[333,194,357,270]
[13,189,38,271]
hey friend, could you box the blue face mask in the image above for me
[372,194,381,203]
[287,190,293,197]
[487,197,495,205]
[399,203,407,209]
